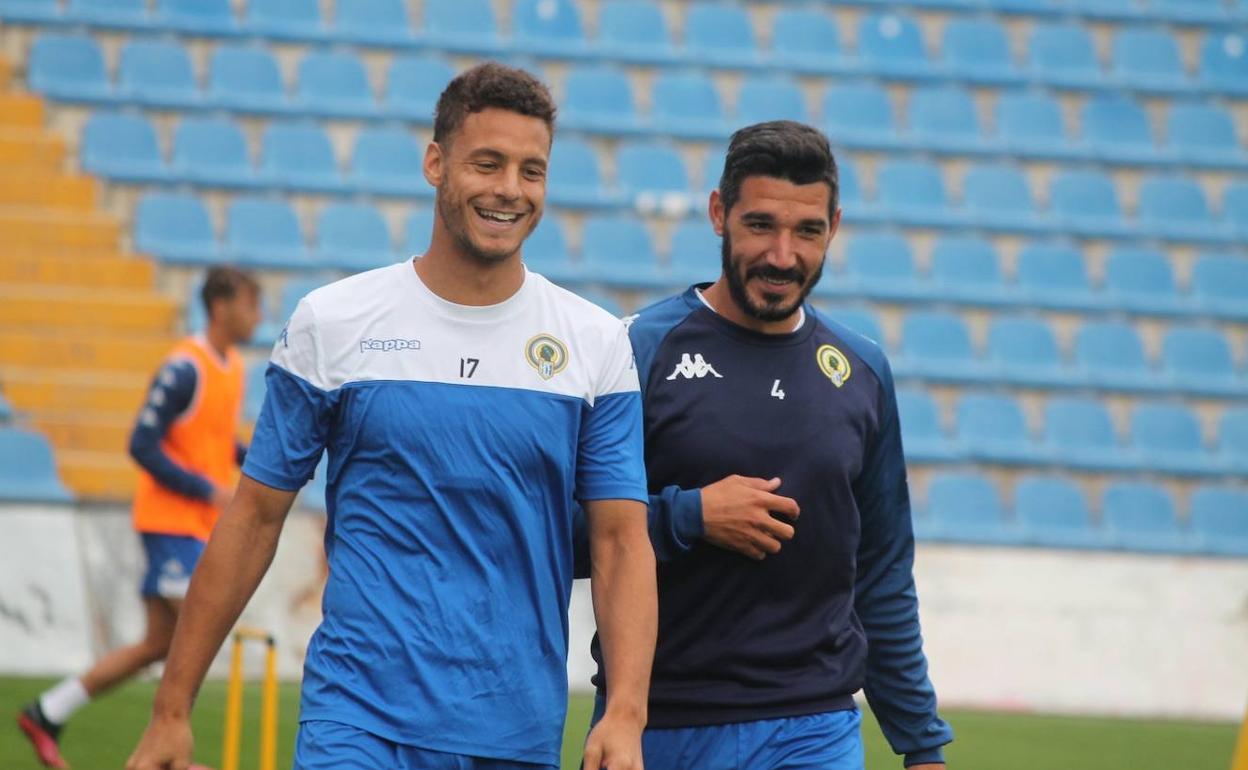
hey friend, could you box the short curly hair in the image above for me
[433,62,556,146]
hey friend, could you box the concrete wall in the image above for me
[3,504,1246,720]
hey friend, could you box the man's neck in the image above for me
[699,278,803,334]
[416,230,525,306]
[203,324,232,361]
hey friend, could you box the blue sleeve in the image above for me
[572,485,703,578]
[576,391,647,503]
[241,364,336,491]
[853,357,953,766]
[128,359,215,502]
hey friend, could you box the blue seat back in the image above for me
[943,18,1013,70]
[1082,95,1153,147]
[548,138,604,192]
[335,0,409,37]
[930,236,1001,286]
[598,0,671,50]
[1028,23,1099,75]
[845,232,915,281]
[1102,482,1178,535]
[1049,171,1122,221]
[1189,487,1248,539]
[617,142,689,196]
[962,164,1034,215]
[565,65,638,122]
[248,0,323,32]
[987,317,1061,368]
[1167,103,1238,153]
[858,13,926,66]
[227,197,303,253]
[524,217,571,265]
[582,215,657,267]
[1112,28,1183,79]
[901,311,973,361]
[1137,175,1212,225]
[824,307,883,343]
[260,123,337,177]
[352,127,423,179]
[0,428,71,502]
[771,9,840,59]
[897,387,944,441]
[81,113,162,170]
[513,0,584,43]
[136,193,215,251]
[909,85,980,139]
[173,118,250,173]
[405,209,434,254]
[995,91,1066,145]
[30,34,107,93]
[1219,407,1248,459]
[209,45,285,101]
[685,3,755,54]
[668,220,719,274]
[1200,31,1248,89]
[1192,253,1248,302]
[957,393,1029,442]
[317,203,391,256]
[1045,397,1117,450]
[298,51,372,107]
[156,0,236,29]
[652,72,723,122]
[927,472,1005,527]
[822,83,893,133]
[386,55,454,114]
[119,40,196,99]
[1016,243,1089,292]
[423,0,497,37]
[737,76,807,124]
[1131,403,1204,453]
[1074,321,1147,373]
[1161,326,1235,377]
[877,160,947,209]
[1016,476,1091,530]
[1104,248,1176,298]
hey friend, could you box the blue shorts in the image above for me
[294,720,558,770]
[590,696,863,770]
[139,533,205,599]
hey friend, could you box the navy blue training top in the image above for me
[578,286,952,766]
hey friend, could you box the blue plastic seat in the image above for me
[821,83,901,151]
[1043,397,1124,471]
[983,0,1064,14]
[821,306,883,344]
[421,0,504,54]
[208,45,289,113]
[1074,321,1152,390]
[561,65,643,134]
[907,85,986,154]
[956,392,1036,463]
[857,13,932,80]
[580,215,660,285]
[29,34,112,102]
[259,123,343,193]
[117,40,198,109]
[1166,103,1248,170]
[135,193,219,264]
[244,361,269,422]
[171,118,255,188]
[1027,23,1103,90]
[994,91,1076,160]
[770,9,848,74]
[942,19,1021,85]
[616,142,690,210]
[80,112,168,183]
[350,126,428,197]
[988,316,1068,386]
[897,387,954,462]
[1150,0,1230,25]
[333,0,415,46]
[1191,252,1248,321]
[683,3,761,68]
[547,138,613,209]
[1226,182,1248,240]
[597,0,676,64]
[296,51,377,118]
[1218,407,1248,474]
[1130,402,1208,475]
[926,472,1012,544]
[1111,28,1188,93]
[404,209,434,256]
[1102,482,1182,553]
[246,0,327,41]
[843,232,923,300]
[0,0,64,24]
[1162,325,1240,395]
[875,160,957,228]
[513,0,588,57]
[384,55,454,122]
[1189,486,1248,556]
[1048,170,1128,238]
[701,145,726,195]
[666,220,719,284]
[1015,475,1099,549]
[67,0,149,28]
[1103,247,1182,315]
[961,163,1040,233]
[929,236,1006,304]
[837,159,879,224]
[1015,242,1096,309]
[153,0,239,35]
[0,428,73,503]
[736,75,808,125]
[1080,95,1157,165]
[1199,32,1248,96]
[651,71,729,139]
[1136,175,1224,244]
[226,197,310,269]
[316,203,394,272]
[523,216,574,278]
[898,311,978,380]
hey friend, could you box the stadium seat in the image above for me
[897,311,979,381]
[1199,31,1248,96]
[1225,182,1248,240]
[259,123,344,194]
[896,387,954,463]
[1074,321,1153,391]
[226,197,310,269]
[0,0,64,24]
[0,428,73,503]
[1162,325,1241,396]
[244,361,269,422]
[171,118,256,189]
[28,34,112,102]
[404,209,434,256]
[246,0,328,41]
[596,0,677,64]
[1081,0,1149,22]
[821,306,884,344]
[384,55,454,123]
[1042,397,1125,471]
[821,83,903,151]
[316,202,394,272]
[1080,95,1158,166]
[1048,171,1128,238]
[907,85,988,154]
[67,0,150,29]
[580,215,661,285]
[1026,23,1103,90]
[1189,486,1248,556]
[616,142,691,212]
[1103,247,1183,315]
[683,3,762,68]
[857,13,933,81]
[561,65,644,135]
[770,9,849,74]
[1165,103,1248,170]
[701,145,727,195]
[956,392,1037,464]
[512,0,588,58]
[837,159,880,225]
[1130,402,1208,475]
[1015,242,1096,309]
[929,236,1008,305]
[1191,252,1248,321]
[547,138,615,209]
[421,0,504,54]
[1110,27,1189,93]
[207,45,290,114]
[1102,481,1182,553]
[332,0,415,47]
[961,163,1043,233]
[651,72,729,140]
[982,0,1063,14]
[296,51,377,119]
[135,193,220,264]
[942,19,1021,85]
[842,231,924,300]
[350,126,429,198]
[666,220,719,284]
[925,472,1013,544]
[523,216,574,280]
[1150,0,1230,26]
[736,75,808,125]
[80,112,168,183]
[153,0,239,36]
[1217,407,1248,474]
[987,316,1068,387]
[1015,476,1098,548]
[117,40,198,109]
[1136,175,1227,244]
[993,91,1078,160]
[875,160,959,228]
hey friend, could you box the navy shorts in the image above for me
[139,533,205,599]
[294,720,559,770]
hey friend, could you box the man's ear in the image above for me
[828,206,842,244]
[709,190,726,237]
[423,141,444,188]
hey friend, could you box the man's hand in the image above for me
[700,475,800,560]
[125,714,193,770]
[210,484,233,511]
[581,711,644,770]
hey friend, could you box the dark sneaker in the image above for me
[16,702,68,769]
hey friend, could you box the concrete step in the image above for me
[0,367,149,413]
[0,330,172,372]
[0,172,96,210]
[0,93,44,130]
[0,287,178,333]
[57,449,137,501]
[0,129,65,171]
[32,413,134,454]
[0,252,155,289]
[0,206,120,250]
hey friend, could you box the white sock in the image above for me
[39,677,89,725]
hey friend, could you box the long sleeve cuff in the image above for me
[904,747,946,767]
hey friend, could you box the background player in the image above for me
[18,266,261,770]
[124,63,656,770]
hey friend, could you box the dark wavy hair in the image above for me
[433,62,556,145]
[718,121,839,220]
[200,266,259,319]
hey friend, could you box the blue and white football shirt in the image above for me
[242,259,647,766]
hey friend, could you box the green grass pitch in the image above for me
[2,676,1237,769]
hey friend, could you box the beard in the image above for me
[435,179,528,265]
[721,231,824,322]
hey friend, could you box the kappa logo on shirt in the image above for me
[666,353,723,380]
[360,338,422,353]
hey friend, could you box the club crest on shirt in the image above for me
[526,333,569,380]
[816,344,852,388]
